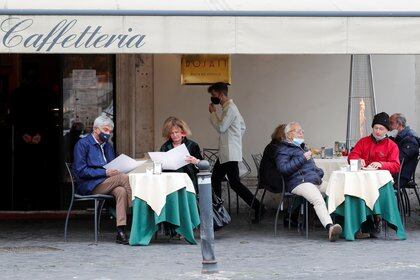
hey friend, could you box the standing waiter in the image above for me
[207,82,264,220]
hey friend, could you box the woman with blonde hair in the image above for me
[160,116,203,191]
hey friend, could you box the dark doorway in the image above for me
[0,54,62,210]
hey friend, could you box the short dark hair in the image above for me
[207,82,228,96]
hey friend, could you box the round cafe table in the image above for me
[128,171,200,246]
[326,169,406,241]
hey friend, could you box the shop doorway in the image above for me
[0,54,62,210]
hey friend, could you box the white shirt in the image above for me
[92,134,107,162]
[210,99,246,164]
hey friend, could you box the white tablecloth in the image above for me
[325,170,394,214]
[129,172,195,216]
[314,157,348,182]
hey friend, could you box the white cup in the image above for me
[350,159,359,171]
[153,161,162,174]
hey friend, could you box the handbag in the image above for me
[212,193,231,231]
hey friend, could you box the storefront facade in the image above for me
[1,1,420,210]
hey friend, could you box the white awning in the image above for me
[1,1,420,54]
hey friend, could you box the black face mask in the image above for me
[99,132,111,143]
[211,97,221,105]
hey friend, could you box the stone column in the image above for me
[116,54,154,158]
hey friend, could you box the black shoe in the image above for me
[116,231,129,245]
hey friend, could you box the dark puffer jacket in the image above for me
[392,126,420,185]
[276,141,324,193]
[259,140,285,193]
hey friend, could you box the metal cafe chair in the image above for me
[249,153,309,238]
[64,162,114,243]
[202,148,239,214]
[398,155,420,217]
[395,158,406,225]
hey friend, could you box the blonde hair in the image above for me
[271,123,286,141]
[162,116,192,139]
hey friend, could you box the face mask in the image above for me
[387,129,398,138]
[211,97,221,105]
[99,131,111,143]
[293,138,304,146]
[372,134,386,141]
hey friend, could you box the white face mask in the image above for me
[373,134,386,141]
[387,129,398,138]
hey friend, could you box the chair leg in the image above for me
[396,189,404,227]
[403,189,411,216]
[64,197,74,242]
[236,193,239,215]
[274,193,284,236]
[257,189,267,221]
[226,181,232,214]
[248,188,260,223]
[94,199,99,244]
[288,197,295,230]
[413,186,420,206]
[97,200,106,235]
[305,200,309,239]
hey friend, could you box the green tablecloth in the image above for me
[129,188,200,246]
[331,182,406,241]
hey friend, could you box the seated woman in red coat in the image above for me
[348,112,400,174]
[348,112,400,238]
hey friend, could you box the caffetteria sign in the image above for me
[0,17,146,52]
[0,17,146,53]
[0,15,233,54]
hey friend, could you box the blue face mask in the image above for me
[99,132,111,143]
[293,138,304,146]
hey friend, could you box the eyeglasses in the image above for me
[292,129,304,134]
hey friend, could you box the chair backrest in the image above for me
[65,162,76,198]
[239,157,252,178]
[202,148,219,171]
[397,158,405,188]
[251,153,263,173]
[411,155,420,182]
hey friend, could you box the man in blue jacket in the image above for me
[73,115,132,244]
[389,113,420,187]
[276,122,342,241]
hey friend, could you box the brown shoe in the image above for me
[328,224,342,242]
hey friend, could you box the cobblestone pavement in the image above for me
[1,211,419,280]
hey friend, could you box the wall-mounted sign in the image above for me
[181,55,231,85]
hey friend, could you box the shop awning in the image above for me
[1,0,420,54]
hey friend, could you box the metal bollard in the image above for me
[197,160,218,274]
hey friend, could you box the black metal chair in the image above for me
[394,158,406,226]
[64,162,114,243]
[249,153,308,238]
[397,155,420,217]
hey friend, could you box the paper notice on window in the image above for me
[104,154,146,174]
[73,69,97,89]
[148,144,191,170]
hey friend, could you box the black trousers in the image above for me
[211,159,261,211]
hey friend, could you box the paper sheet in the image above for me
[148,144,191,170]
[104,154,146,174]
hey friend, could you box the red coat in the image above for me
[348,135,400,174]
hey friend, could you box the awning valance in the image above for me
[1,1,420,54]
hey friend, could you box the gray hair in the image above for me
[93,115,114,129]
[284,122,300,135]
[392,113,407,128]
